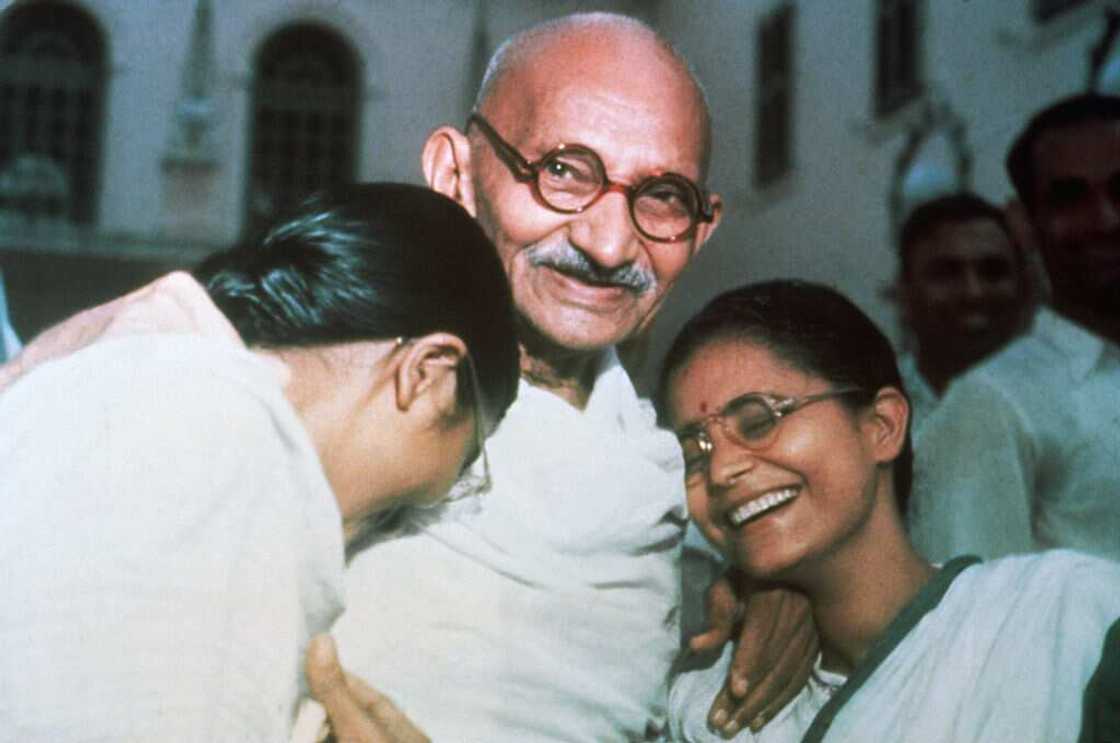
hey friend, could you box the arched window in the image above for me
[0,1,106,227]
[874,0,923,118]
[245,24,359,232]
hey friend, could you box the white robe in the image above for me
[910,308,1120,562]
[0,334,346,742]
[321,350,688,741]
[668,550,1120,742]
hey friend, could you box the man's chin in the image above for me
[521,308,640,355]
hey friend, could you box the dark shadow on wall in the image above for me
[1,253,186,342]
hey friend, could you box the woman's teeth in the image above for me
[727,487,799,527]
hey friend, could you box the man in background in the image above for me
[894,192,1035,433]
[909,94,1120,563]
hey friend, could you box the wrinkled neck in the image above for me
[518,343,600,410]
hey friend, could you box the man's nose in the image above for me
[961,267,987,298]
[567,189,643,270]
[708,432,757,489]
[1089,187,1120,233]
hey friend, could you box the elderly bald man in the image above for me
[322,13,812,741]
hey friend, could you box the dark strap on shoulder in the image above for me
[801,555,981,743]
[1080,617,1120,743]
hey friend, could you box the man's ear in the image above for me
[421,125,478,217]
[865,386,909,464]
[690,191,724,257]
[394,332,469,415]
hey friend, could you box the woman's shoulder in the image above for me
[965,550,1120,595]
[10,332,288,421]
[944,550,1120,640]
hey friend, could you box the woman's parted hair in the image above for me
[658,279,913,514]
[194,182,520,428]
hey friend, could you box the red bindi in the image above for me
[698,401,709,414]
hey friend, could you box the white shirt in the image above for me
[324,350,688,741]
[0,334,346,742]
[909,308,1120,563]
[668,550,1120,742]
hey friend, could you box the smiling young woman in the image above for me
[658,280,1120,743]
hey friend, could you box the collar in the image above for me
[1031,306,1116,382]
[802,556,982,743]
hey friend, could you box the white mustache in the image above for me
[526,240,656,294]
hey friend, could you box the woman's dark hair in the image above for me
[657,279,913,515]
[194,182,520,430]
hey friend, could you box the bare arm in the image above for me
[692,571,817,738]
[304,635,430,743]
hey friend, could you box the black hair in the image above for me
[194,182,520,431]
[1007,93,1120,211]
[658,280,913,515]
[898,192,1019,280]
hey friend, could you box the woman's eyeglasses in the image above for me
[675,388,862,482]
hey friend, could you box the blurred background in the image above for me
[0,0,1114,386]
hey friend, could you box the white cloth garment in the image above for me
[324,350,688,741]
[908,308,1120,562]
[667,550,1120,742]
[0,334,346,742]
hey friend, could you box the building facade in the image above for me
[0,0,1109,378]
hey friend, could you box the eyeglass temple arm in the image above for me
[466,113,536,182]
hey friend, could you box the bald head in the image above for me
[424,11,722,360]
[473,12,712,176]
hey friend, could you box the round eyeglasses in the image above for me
[467,113,714,243]
[676,388,862,482]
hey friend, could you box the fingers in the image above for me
[708,628,812,737]
[689,574,743,654]
[306,635,349,701]
[732,611,818,735]
[341,673,430,743]
[705,585,817,738]
[748,629,818,733]
[306,635,430,743]
[306,635,388,743]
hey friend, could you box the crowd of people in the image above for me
[0,11,1116,743]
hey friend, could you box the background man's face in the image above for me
[1031,119,1120,314]
[903,217,1024,363]
[470,42,718,354]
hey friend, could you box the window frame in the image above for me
[754,2,796,189]
[243,23,361,234]
[873,0,925,119]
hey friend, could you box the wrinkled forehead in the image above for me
[483,36,710,180]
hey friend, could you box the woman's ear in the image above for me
[421,125,478,217]
[865,386,910,464]
[394,332,468,417]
